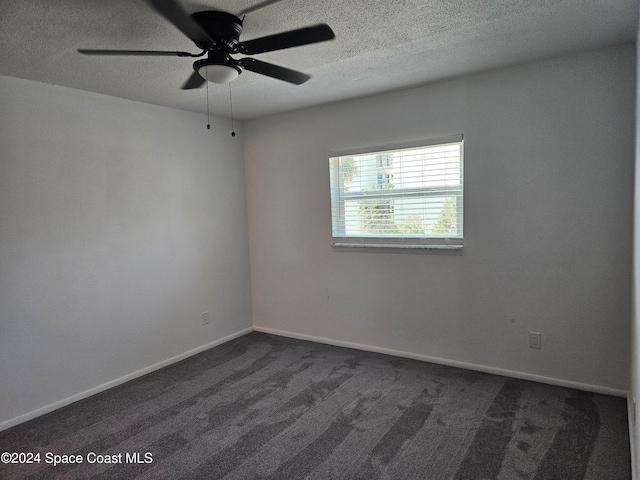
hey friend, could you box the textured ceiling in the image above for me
[0,0,637,120]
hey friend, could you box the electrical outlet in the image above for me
[528,332,542,349]
[201,312,209,325]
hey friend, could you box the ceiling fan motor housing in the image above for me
[191,11,243,51]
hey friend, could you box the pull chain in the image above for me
[206,73,211,130]
[229,83,236,137]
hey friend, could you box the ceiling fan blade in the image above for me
[181,71,206,89]
[145,0,212,45]
[237,0,286,16]
[78,49,197,57]
[239,58,310,84]
[235,24,335,55]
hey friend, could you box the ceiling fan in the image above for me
[78,0,335,88]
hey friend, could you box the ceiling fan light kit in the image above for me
[197,63,241,84]
[78,0,335,88]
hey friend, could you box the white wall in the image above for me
[0,76,252,428]
[245,45,635,393]
[631,15,640,477]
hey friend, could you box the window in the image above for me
[329,135,463,249]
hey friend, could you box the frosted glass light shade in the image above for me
[198,64,239,84]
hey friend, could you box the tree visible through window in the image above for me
[329,136,463,249]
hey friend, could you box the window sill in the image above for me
[331,243,463,255]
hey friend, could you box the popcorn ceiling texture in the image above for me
[0,0,636,119]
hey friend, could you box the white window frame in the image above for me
[329,135,464,251]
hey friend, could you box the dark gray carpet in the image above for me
[0,332,631,479]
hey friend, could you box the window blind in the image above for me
[329,136,463,249]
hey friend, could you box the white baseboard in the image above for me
[0,327,253,432]
[2,325,628,433]
[253,326,629,398]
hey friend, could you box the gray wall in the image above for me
[244,44,635,393]
[0,76,252,428]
